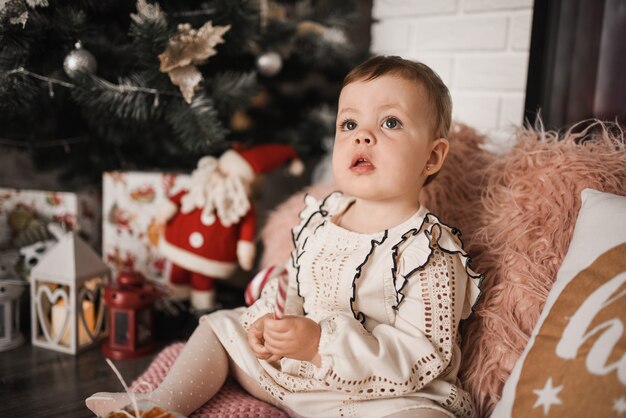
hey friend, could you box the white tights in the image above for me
[86,318,230,416]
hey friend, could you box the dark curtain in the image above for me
[525,0,625,129]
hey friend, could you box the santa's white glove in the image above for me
[156,199,178,224]
[237,240,256,271]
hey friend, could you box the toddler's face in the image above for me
[332,75,438,204]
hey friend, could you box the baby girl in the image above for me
[88,55,482,418]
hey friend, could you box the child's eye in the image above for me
[382,117,401,129]
[340,119,357,131]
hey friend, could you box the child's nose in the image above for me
[353,130,376,146]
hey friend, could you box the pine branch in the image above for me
[69,0,128,14]
[27,4,93,44]
[1,6,34,71]
[0,14,33,52]
[261,18,297,51]
[295,104,337,155]
[210,71,258,114]
[295,30,357,71]
[71,73,171,122]
[128,0,172,73]
[165,95,228,153]
[192,0,260,56]
[313,0,360,30]
[0,67,39,113]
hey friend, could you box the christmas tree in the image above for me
[0,0,368,185]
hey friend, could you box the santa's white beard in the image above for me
[181,167,251,227]
[210,175,250,226]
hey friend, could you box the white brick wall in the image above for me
[371,0,534,149]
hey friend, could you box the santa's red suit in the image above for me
[160,189,256,288]
[158,144,303,310]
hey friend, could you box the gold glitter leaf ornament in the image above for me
[167,65,202,104]
[159,21,231,103]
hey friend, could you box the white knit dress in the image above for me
[203,192,482,418]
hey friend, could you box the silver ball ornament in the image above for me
[63,42,97,79]
[256,51,282,77]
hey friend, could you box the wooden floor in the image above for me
[1,282,245,418]
[0,341,163,418]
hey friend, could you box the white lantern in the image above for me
[0,279,26,351]
[30,232,110,354]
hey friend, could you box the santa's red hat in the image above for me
[218,144,304,183]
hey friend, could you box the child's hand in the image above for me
[263,316,321,366]
[247,314,282,362]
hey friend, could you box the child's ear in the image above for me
[424,138,449,175]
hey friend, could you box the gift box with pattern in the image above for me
[102,171,190,283]
[0,187,100,253]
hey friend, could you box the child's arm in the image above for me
[307,247,470,396]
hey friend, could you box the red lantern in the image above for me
[102,270,160,360]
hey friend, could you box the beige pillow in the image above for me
[492,188,626,417]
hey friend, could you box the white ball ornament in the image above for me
[256,51,282,77]
[63,42,97,79]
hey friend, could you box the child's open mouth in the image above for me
[350,153,375,173]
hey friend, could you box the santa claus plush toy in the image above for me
[156,144,303,311]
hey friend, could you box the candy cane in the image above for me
[273,268,289,319]
[245,265,287,306]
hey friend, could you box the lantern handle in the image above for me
[117,270,145,288]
